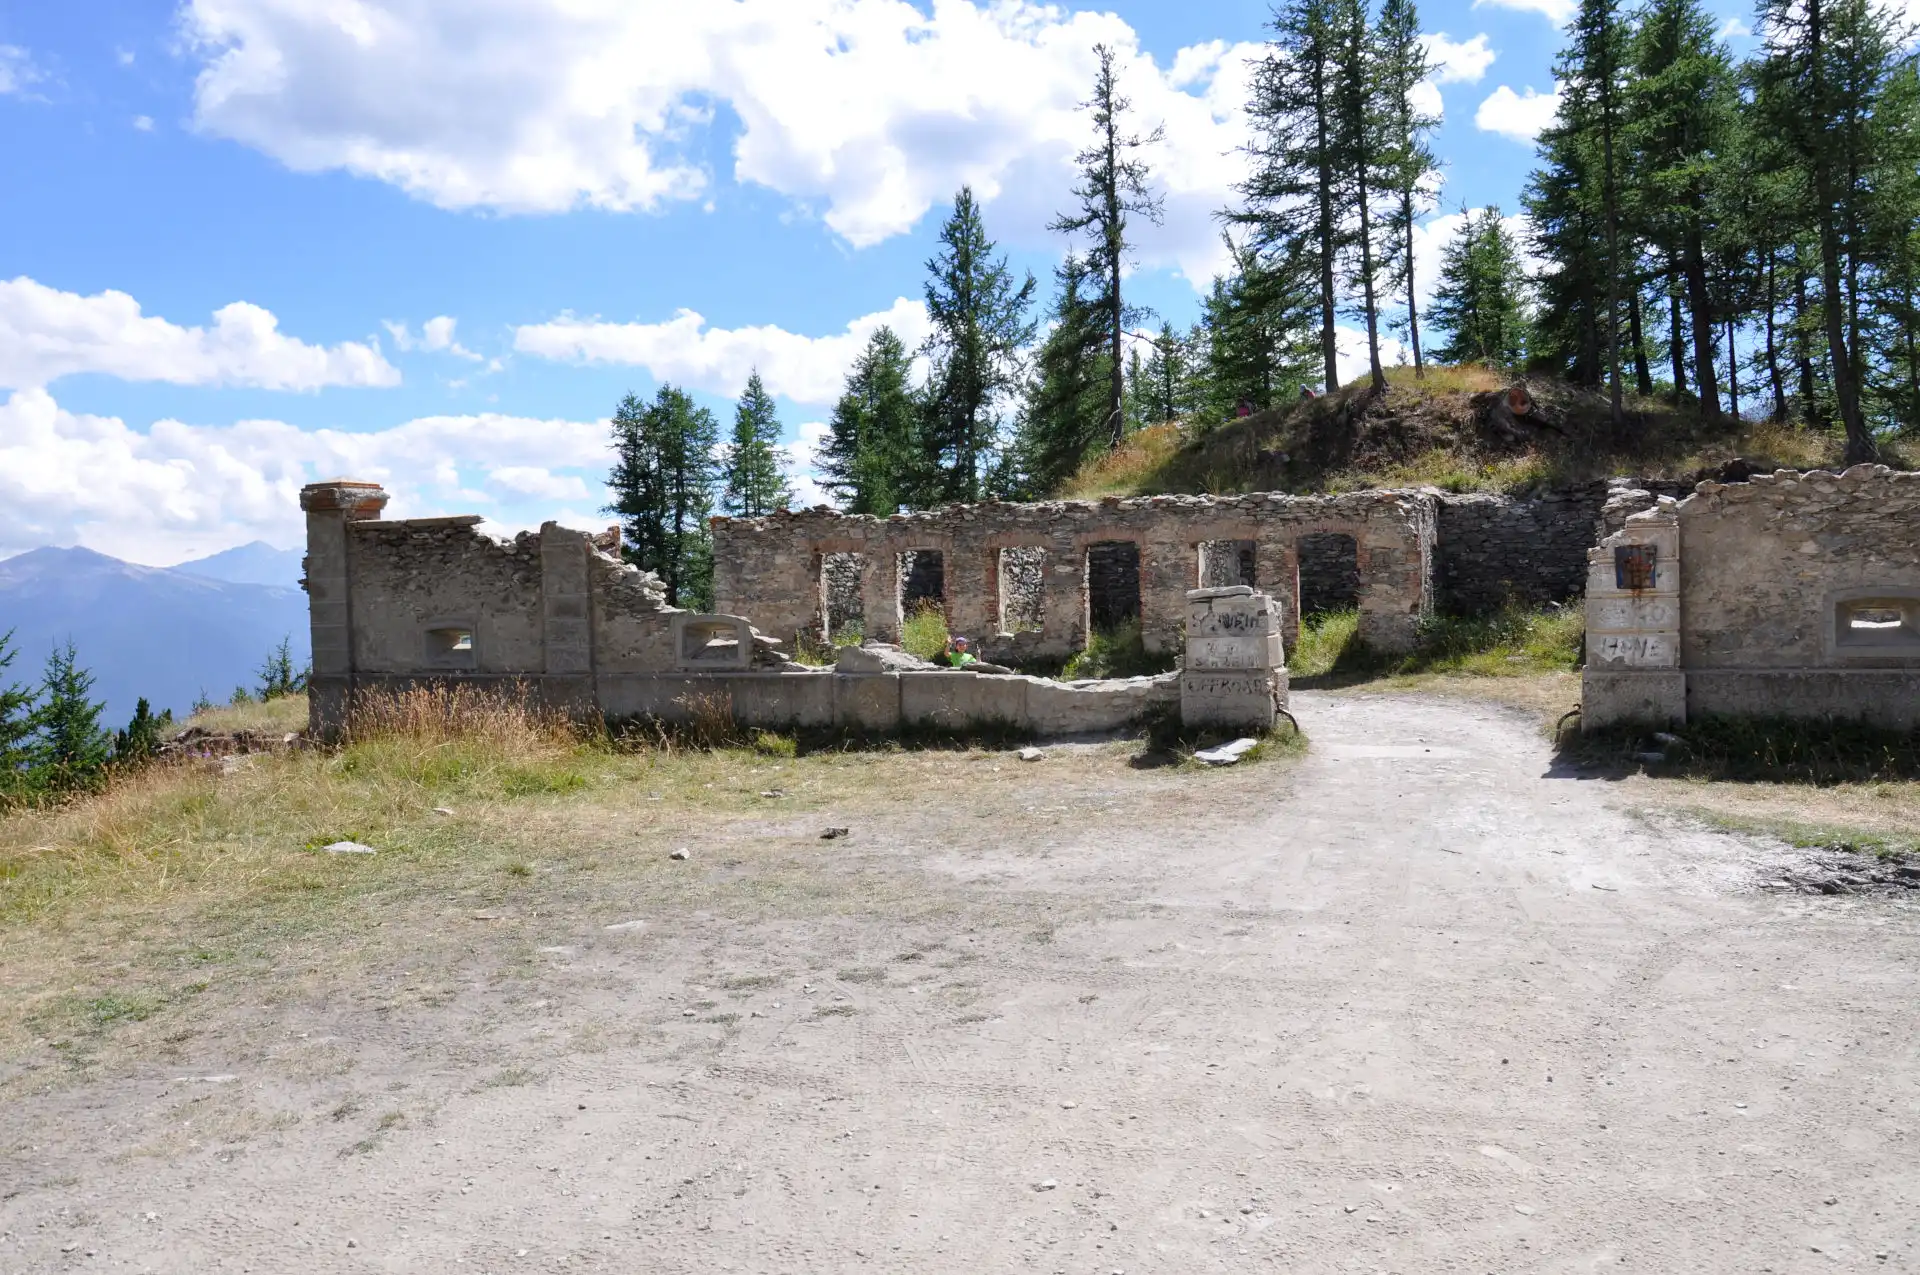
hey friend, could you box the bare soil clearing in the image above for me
[5,693,1919,1273]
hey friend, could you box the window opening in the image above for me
[1198,539,1256,589]
[821,552,866,642]
[1086,541,1142,633]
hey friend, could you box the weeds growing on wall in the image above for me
[1567,716,1920,786]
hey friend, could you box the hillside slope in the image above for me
[0,547,310,723]
[173,540,305,588]
[1064,366,1876,499]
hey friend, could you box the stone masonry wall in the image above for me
[712,490,1439,659]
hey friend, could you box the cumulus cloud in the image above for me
[1472,0,1576,24]
[0,276,400,392]
[0,387,611,564]
[1423,33,1497,84]
[1717,17,1753,37]
[1475,84,1563,142]
[1334,326,1412,386]
[180,0,1259,284]
[515,297,933,406]
[384,315,482,361]
[0,45,39,96]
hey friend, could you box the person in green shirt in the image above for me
[942,635,1012,674]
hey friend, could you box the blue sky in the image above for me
[0,0,1758,565]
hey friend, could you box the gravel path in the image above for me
[5,692,1918,1273]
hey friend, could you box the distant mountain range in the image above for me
[0,546,310,726]
[173,540,306,589]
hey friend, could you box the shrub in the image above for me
[1062,619,1176,680]
[900,603,950,662]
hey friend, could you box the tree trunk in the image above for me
[1764,250,1788,422]
[1600,64,1625,430]
[1726,316,1740,421]
[1682,231,1721,420]
[1314,68,1340,392]
[1403,188,1423,376]
[1668,275,1688,401]
[1806,0,1874,462]
[1628,289,1653,397]
[1357,170,1385,391]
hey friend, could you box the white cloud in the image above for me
[1334,326,1412,386]
[515,296,933,407]
[0,387,613,564]
[1472,0,1576,24]
[385,315,482,361]
[0,276,400,392]
[781,420,836,509]
[180,0,1259,285]
[1475,84,1562,143]
[0,45,39,96]
[1422,33,1497,84]
[1717,17,1753,37]
[133,115,155,132]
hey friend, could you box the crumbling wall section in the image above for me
[713,490,1438,658]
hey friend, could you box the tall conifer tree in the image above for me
[31,641,110,792]
[1051,46,1165,451]
[605,386,720,608]
[819,328,921,515]
[722,370,793,518]
[1374,0,1441,377]
[1430,207,1531,367]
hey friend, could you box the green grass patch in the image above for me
[1061,619,1178,680]
[900,604,950,662]
[1567,715,1920,786]
[1290,603,1583,686]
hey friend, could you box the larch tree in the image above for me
[1430,206,1531,367]
[1373,0,1441,378]
[604,385,720,609]
[1012,252,1111,495]
[1050,45,1165,451]
[721,370,793,518]
[1238,0,1345,391]
[819,327,921,516]
[921,188,1037,503]
[1332,0,1387,390]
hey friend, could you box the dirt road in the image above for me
[6,693,1918,1272]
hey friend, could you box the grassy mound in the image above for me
[1062,365,1884,499]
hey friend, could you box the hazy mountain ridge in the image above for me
[0,547,310,725]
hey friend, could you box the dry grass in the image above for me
[171,694,310,738]
[1054,364,1896,501]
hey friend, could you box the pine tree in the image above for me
[1863,53,1920,433]
[1430,207,1531,367]
[0,630,36,801]
[721,370,793,517]
[1373,0,1442,377]
[1198,238,1321,421]
[1012,252,1111,494]
[920,189,1037,503]
[1050,45,1165,450]
[256,636,303,700]
[605,385,720,608]
[1626,0,1734,419]
[1528,0,1632,425]
[1138,322,1192,424]
[818,328,921,515]
[113,698,166,767]
[1239,0,1345,390]
[1755,0,1908,459]
[31,641,110,792]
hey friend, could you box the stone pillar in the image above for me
[943,544,992,641]
[1257,539,1300,648]
[299,480,390,740]
[540,523,596,714]
[1042,544,1087,654]
[1137,539,1187,656]
[1180,586,1288,732]
[1582,499,1685,728]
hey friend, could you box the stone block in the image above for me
[728,672,835,729]
[900,671,1029,731]
[1581,670,1686,729]
[833,673,902,733]
[1185,632,1284,670]
[1587,631,1679,668]
[1026,674,1177,735]
[1181,669,1284,731]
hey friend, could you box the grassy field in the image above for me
[1060,364,1890,500]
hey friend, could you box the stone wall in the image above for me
[713,490,1438,660]
[1433,481,1697,614]
[1583,466,1920,729]
[300,481,1187,740]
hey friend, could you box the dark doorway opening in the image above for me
[1086,541,1142,632]
[899,549,945,618]
[822,552,865,641]
[1297,533,1359,617]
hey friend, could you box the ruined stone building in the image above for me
[1584,465,1920,728]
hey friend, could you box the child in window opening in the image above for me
[943,635,1014,674]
